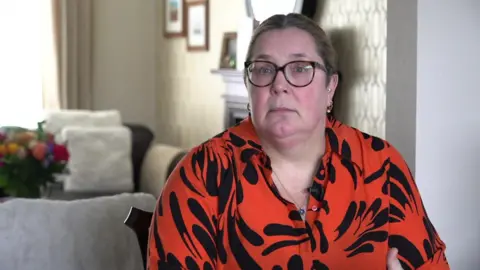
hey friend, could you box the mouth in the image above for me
[269,107,295,113]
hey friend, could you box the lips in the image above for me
[269,107,295,112]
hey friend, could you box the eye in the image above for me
[258,67,274,74]
[290,62,313,73]
[250,63,275,74]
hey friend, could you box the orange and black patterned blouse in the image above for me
[147,116,449,270]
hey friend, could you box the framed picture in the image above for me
[186,0,209,51]
[164,0,185,37]
[219,32,237,69]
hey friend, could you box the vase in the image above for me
[0,196,12,203]
[0,183,43,198]
[0,187,8,198]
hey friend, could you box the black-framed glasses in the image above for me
[244,60,329,87]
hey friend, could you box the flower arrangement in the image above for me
[0,122,69,198]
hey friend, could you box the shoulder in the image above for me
[200,118,261,155]
[162,121,255,195]
[160,131,230,198]
[328,117,409,173]
[177,120,257,168]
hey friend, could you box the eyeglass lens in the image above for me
[247,61,316,87]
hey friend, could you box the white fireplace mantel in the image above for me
[211,69,249,128]
[211,69,248,101]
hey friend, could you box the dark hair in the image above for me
[244,13,338,79]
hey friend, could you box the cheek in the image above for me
[296,86,328,115]
[249,89,269,113]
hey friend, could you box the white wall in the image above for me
[416,0,480,268]
[387,0,480,269]
[91,0,156,131]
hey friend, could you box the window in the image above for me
[0,0,54,129]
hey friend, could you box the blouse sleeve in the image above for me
[147,142,224,270]
[387,146,450,270]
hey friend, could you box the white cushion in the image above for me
[44,110,122,143]
[63,126,133,192]
[0,193,156,270]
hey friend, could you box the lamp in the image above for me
[236,0,316,70]
[248,0,304,23]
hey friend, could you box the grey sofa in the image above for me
[0,193,156,270]
[0,139,187,270]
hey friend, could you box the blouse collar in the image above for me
[232,115,361,170]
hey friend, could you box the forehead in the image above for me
[251,27,320,62]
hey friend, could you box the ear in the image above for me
[327,73,339,103]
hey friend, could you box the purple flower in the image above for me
[47,142,54,154]
[42,154,54,168]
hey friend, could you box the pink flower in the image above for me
[32,142,48,160]
[53,144,69,162]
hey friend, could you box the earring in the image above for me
[327,88,332,92]
[327,102,333,113]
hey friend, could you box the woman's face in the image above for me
[247,27,338,141]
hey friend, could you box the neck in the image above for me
[260,124,327,170]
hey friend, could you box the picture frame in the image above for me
[164,0,186,38]
[219,32,237,69]
[186,0,209,51]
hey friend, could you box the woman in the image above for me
[148,13,449,270]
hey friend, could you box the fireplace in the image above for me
[224,95,249,127]
[212,69,249,129]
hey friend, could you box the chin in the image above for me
[266,121,298,139]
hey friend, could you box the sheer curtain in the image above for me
[0,0,59,129]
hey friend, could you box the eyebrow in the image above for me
[253,53,313,61]
[289,53,310,59]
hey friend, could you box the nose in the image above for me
[270,70,290,95]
